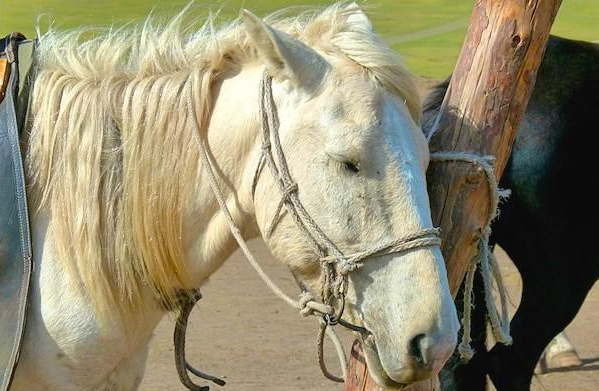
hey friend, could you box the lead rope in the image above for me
[174,290,226,390]
[429,152,512,359]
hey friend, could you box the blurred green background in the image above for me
[1,0,598,79]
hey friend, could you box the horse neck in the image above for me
[182,67,264,284]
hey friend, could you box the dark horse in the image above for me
[422,35,599,391]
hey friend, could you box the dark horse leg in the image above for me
[452,201,598,391]
[480,202,598,391]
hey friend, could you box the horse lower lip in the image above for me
[361,339,408,389]
[364,334,376,349]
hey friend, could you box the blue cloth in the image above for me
[0,38,33,391]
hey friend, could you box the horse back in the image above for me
[423,36,599,242]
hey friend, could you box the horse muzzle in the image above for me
[361,326,456,387]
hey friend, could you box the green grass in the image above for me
[2,0,598,79]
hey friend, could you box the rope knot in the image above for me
[282,182,298,198]
[337,258,360,275]
[265,182,299,238]
[330,275,347,298]
[299,291,333,317]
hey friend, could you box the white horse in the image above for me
[12,3,458,390]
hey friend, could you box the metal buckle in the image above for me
[323,313,339,326]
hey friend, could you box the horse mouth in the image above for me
[360,334,407,390]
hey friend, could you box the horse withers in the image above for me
[9,4,458,390]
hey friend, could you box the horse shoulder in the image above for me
[11,211,160,391]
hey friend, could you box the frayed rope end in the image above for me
[458,342,475,361]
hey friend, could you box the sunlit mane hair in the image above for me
[26,2,421,324]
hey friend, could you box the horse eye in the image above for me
[343,161,360,173]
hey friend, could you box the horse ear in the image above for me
[241,10,329,93]
[345,3,373,31]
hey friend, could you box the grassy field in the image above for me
[2,0,598,78]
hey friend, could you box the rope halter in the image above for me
[246,72,441,380]
[180,71,444,386]
[252,72,442,325]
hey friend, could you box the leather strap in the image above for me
[0,33,34,391]
[0,58,9,103]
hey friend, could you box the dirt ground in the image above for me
[139,239,599,391]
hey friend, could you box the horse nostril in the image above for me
[409,334,428,366]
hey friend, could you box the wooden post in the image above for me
[346,0,562,390]
[427,0,562,293]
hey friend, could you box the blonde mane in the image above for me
[26,2,421,322]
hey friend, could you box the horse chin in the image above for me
[361,335,407,390]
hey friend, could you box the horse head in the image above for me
[243,6,459,387]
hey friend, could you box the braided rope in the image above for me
[322,227,442,274]
[266,182,298,238]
